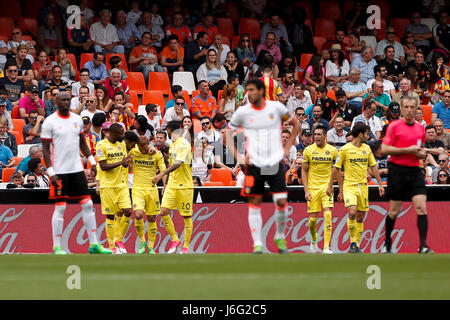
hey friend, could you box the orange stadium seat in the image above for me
[222,36,230,47]
[421,105,433,125]
[390,18,410,39]
[225,1,240,23]
[17,18,38,38]
[210,168,233,186]
[22,35,33,41]
[0,35,8,43]
[129,92,139,113]
[143,90,165,115]
[168,90,192,109]
[148,72,171,94]
[231,35,240,49]
[217,90,223,102]
[0,17,15,37]
[13,157,23,166]
[106,53,129,72]
[24,0,45,19]
[314,18,336,38]
[193,118,202,133]
[313,36,327,52]
[2,167,16,183]
[80,53,94,69]
[327,89,336,102]
[295,2,314,21]
[300,53,313,70]
[319,0,342,21]
[203,181,224,186]
[0,2,22,20]
[216,17,234,39]
[127,72,147,94]
[238,18,260,41]
[12,119,26,136]
[12,106,20,120]
[9,131,22,145]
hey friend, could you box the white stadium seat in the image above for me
[421,18,436,33]
[172,72,196,95]
[360,36,377,52]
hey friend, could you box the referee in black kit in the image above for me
[381,96,434,254]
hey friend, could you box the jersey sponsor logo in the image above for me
[349,158,368,163]
[134,159,155,166]
[311,156,332,162]
[108,152,124,158]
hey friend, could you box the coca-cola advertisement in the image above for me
[0,203,449,254]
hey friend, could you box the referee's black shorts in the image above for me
[386,163,426,201]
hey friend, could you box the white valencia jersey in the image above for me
[41,111,84,174]
[229,100,292,167]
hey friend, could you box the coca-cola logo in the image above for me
[0,208,25,253]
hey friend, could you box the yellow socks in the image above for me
[183,217,193,249]
[309,217,317,241]
[118,215,131,242]
[323,210,332,248]
[114,215,122,242]
[162,215,179,242]
[148,220,157,248]
[135,218,145,242]
[105,218,115,249]
[356,221,364,246]
[347,218,357,243]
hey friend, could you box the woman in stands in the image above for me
[24,158,49,188]
[182,115,195,146]
[192,139,212,185]
[346,32,366,63]
[196,49,228,99]
[132,115,154,140]
[325,44,350,91]
[33,50,53,96]
[96,85,113,112]
[51,48,76,82]
[223,51,245,84]
[403,32,417,64]
[423,67,450,105]
[218,84,239,121]
[276,53,298,81]
[235,33,257,73]
[430,51,450,82]
[435,169,450,185]
[303,54,325,100]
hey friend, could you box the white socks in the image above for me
[52,204,66,247]
[274,206,286,240]
[81,199,99,245]
[248,205,263,247]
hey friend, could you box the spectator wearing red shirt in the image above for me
[103,69,130,101]
[19,85,45,121]
[165,12,192,46]
[193,13,218,45]
[191,80,217,119]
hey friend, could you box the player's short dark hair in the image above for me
[27,158,42,173]
[245,78,265,91]
[145,103,157,113]
[168,34,179,42]
[374,64,385,75]
[371,140,383,153]
[317,85,327,94]
[314,124,327,135]
[109,55,122,67]
[213,113,226,123]
[124,130,139,143]
[92,112,106,127]
[174,96,185,104]
[425,124,436,131]
[335,114,345,121]
[351,122,370,137]
[281,129,291,135]
[166,120,182,132]
[109,123,123,134]
[171,85,182,95]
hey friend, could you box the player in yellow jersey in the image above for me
[152,120,194,254]
[96,123,133,254]
[302,125,338,254]
[130,136,167,254]
[327,122,385,253]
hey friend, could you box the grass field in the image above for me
[0,254,449,300]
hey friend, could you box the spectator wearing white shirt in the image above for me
[70,86,90,114]
[325,44,350,90]
[366,64,396,99]
[196,116,221,144]
[138,11,165,49]
[72,68,95,97]
[162,96,190,128]
[7,28,36,64]
[80,95,105,121]
[327,115,348,150]
[209,34,230,65]
[90,9,124,54]
[286,83,313,115]
[351,101,382,141]
[142,103,161,131]
[375,26,406,65]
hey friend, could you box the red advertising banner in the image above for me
[0,203,449,254]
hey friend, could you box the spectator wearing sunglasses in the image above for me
[405,12,433,55]
[24,158,49,188]
[80,95,105,121]
[196,116,220,143]
[375,26,406,65]
[45,87,59,117]
[431,153,449,183]
[22,110,43,144]
[162,96,189,129]
[435,169,450,184]
[0,63,26,106]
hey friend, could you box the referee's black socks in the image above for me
[384,214,396,244]
[417,214,428,248]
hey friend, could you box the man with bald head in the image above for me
[41,91,111,255]
[362,80,391,118]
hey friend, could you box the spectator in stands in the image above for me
[115,10,140,56]
[159,35,184,74]
[83,52,108,86]
[197,115,220,143]
[6,172,25,188]
[223,51,245,85]
[37,0,66,27]
[23,110,43,145]
[0,89,11,113]
[196,49,227,99]
[346,31,366,63]
[138,11,165,51]
[434,119,450,150]
[91,9,124,54]
[211,129,239,176]
[431,90,450,128]
[362,80,391,118]
[162,96,190,128]
[91,112,106,138]
[425,124,445,166]
[44,65,71,95]
[326,114,348,151]
[109,92,135,129]
[33,50,53,95]
[7,45,34,86]
[431,153,449,183]
[305,104,330,132]
[256,32,282,65]
[51,48,76,81]
[191,80,217,119]
[155,130,169,150]
[276,53,298,82]
[351,101,382,141]
[108,55,130,79]
[104,68,130,100]
[281,129,297,168]
[296,128,312,151]
[126,0,142,25]
[430,51,449,81]
[72,68,95,97]
[286,83,312,115]
[165,85,187,110]
[344,0,369,34]
[433,11,450,56]
[303,54,325,100]
[81,115,99,156]
[260,13,293,55]
[288,7,315,63]
[0,40,7,70]
[24,158,49,188]
[286,156,302,185]
[325,44,350,90]
[143,103,161,131]
[406,12,433,55]
[0,142,15,177]
[375,26,406,65]
[96,85,113,112]
[129,32,163,84]
[78,0,94,24]
[315,85,337,122]
[392,78,421,106]
[370,140,388,182]
[67,14,94,57]
[132,115,154,140]
[435,168,450,184]
[44,87,59,117]
[37,13,63,57]
[350,46,377,84]
[0,63,26,106]
[80,95,105,121]
[330,90,358,128]
[19,85,45,121]
[218,84,238,121]
[0,98,13,130]
[235,34,257,73]
[403,32,417,64]
[380,102,401,126]
[209,34,230,66]
[378,46,404,86]
[366,64,396,99]
[70,86,89,114]
[7,28,36,63]
[259,65,284,102]
[184,31,209,75]
[323,28,350,57]
[416,106,427,127]
[192,140,212,184]
[0,117,17,156]
[406,51,428,81]
[15,145,42,176]
[279,72,295,103]
[165,12,192,46]
[193,13,218,45]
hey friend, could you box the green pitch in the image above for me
[0,254,449,300]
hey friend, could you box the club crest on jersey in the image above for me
[269,113,274,120]
[245,186,251,194]
[325,151,330,155]
[362,150,367,155]
[74,123,78,128]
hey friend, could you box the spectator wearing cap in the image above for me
[19,85,45,121]
[305,104,331,132]
[0,117,17,156]
[378,46,404,85]
[83,53,108,86]
[91,9,124,54]
[45,87,59,117]
[23,110,43,144]
[329,89,358,128]
[80,95,105,121]
[351,100,382,141]
[327,114,349,150]
[342,68,368,113]
[381,102,401,126]
[375,26,406,65]
[431,90,450,129]
[406,12,433,55]
[296,128,313,151]
[391,78,421,107]
[350,46,377,84]
[0,97,13,130]
[82,116,100,156]
[362,80,391,118]
[103,69,130,100]
[256,32,282,65]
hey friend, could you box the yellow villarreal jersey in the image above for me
[335,142,376,186]
[96,139,128,188]
[167,137,193,189]
[303,143,338,189]
[130,146,166,189]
